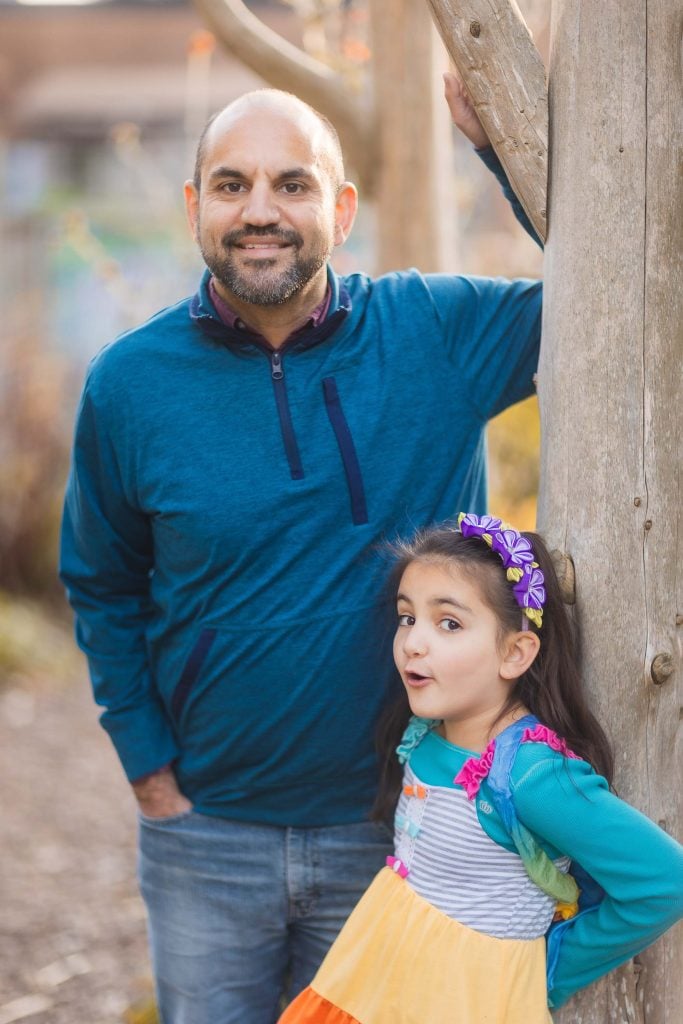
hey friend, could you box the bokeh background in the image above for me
[0,2,546,1020]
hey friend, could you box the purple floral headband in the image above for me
[457,513,546,629]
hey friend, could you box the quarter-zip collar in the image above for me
[189,265,351,357]
[189,264,365,510]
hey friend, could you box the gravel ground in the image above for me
[0,669,154,1024]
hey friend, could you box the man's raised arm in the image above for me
[444,71,541,247]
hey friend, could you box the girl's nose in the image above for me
[402,624,428,658]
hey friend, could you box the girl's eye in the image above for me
[438,618,461,632]
[397,613,414,627]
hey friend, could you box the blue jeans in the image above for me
[138,811,392,1024]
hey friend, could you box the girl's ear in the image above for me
[500,630,541,680]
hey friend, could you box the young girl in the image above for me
[280,513,683,1024]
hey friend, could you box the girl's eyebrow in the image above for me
[396,593,472,614]
[430,596,472,613]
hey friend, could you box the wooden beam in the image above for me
[425,0,548,241]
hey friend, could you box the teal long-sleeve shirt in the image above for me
[409,731,683,1008]
[511,749,683,1006]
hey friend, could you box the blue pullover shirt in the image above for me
[60,159,542,826]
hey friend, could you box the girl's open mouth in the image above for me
[405,671,433,687]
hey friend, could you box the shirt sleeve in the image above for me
[59,374,180,782]
[424,273,542,421]
[511,752,683,1007]
[475,145,542,248]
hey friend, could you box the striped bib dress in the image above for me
[279,723,566,1024]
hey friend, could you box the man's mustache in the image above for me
[222,227,303,248]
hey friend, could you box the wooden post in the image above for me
[538,1,682,1021]
[425,0,548,241]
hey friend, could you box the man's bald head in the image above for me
[192,89,345,194]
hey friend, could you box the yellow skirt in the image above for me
[280,867,551,1024]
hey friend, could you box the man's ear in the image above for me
[183,180,200,242]
[500,630,541,681]
[333,182,358,246]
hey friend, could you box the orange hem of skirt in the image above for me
[279,986,361,1024]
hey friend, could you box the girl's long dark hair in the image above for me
[373,526,614,822]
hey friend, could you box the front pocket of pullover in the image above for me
[170,628,217,722]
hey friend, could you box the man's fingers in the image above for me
[442,70,489,148]
[443,71,474,119]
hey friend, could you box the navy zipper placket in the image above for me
[269,348,304,480]
[191,276,352,484]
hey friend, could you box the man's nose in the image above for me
[240,183,280,226]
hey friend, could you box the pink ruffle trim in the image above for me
[520,724,581,761]
[453,726,581,799]
[454,740,495,799]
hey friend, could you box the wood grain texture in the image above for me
[538,2,682,1020]
[426,0,548,240]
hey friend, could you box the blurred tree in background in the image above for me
[0,324,71,597]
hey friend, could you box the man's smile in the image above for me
[237,240,292,250]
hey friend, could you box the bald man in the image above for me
[61,84,542,1023]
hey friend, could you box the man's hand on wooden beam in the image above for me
[443,70,489,150]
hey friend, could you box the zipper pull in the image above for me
[270,351,284,380]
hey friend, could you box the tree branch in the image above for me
[192,0,377,190]
[425,0,548,241]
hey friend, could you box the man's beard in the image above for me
[200,226,331,306]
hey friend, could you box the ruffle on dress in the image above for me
[455,726,580,798]
[395,716,439,764]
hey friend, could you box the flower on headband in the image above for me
[491,529,536,570]
[513,565,546,628]
[456,512,546,629]
[458,513,502,539]
[513,565,546,611]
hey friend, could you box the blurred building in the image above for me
[0,0,541,368]
[0,0,298,361]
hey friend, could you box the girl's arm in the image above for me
[511,751,683,1008]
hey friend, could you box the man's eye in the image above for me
[397,613,414,627]
[281,182,304,195]
[438,618,461,632]
[222,182,246,193]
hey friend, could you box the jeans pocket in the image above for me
[138,808,196,827]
